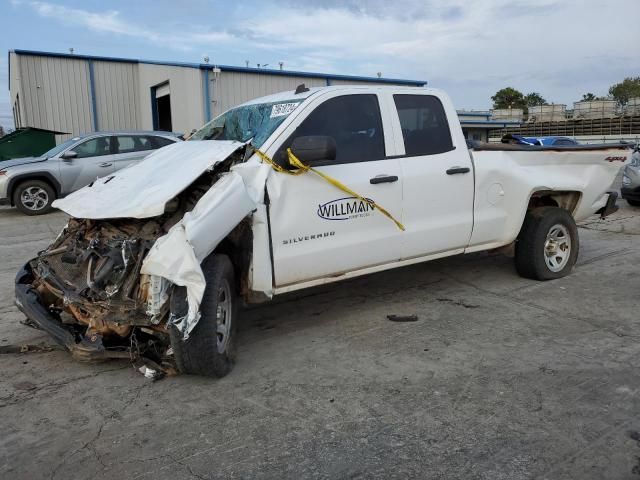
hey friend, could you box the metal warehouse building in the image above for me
[9,50,426,140]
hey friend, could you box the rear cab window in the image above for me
[393,94,454,156]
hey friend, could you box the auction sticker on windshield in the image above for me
[271,102,300,118]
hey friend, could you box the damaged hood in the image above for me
[52,140,244,219]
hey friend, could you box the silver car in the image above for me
[0,131,180,215]
[621,145,640,207]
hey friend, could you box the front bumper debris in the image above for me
[15,262,131,361]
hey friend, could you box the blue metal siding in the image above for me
[87,60,99,131]
[150,86,159,131]
[202,69,211,122]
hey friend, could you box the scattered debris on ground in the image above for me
[436,298,480,309]
[0,342,63,354]
[386,314,418,322]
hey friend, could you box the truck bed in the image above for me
[469,141,631,152]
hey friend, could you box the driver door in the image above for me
[267,93,403,288]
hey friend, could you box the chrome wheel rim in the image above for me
[544,224,571,272]
[21,186,49,211]
[216,279,232,354]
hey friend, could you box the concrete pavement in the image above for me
[1,203,639,480]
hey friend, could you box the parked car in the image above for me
[503,135,579,146]
[621,145,640,206]
[0,131,180,215]
[15,86,630,377]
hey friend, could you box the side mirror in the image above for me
[289,136,336,164]
[61,150,78,161]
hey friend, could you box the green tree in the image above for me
[491,87,526,110]
[608,77,640,105]
[524,92,547,107]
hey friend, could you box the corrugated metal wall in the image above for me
[9,52,22,128]
[212,72,328,117]
[10,51,424,142]
[92,61,140,131]
[138,64,205,134]
[17,54,94,140]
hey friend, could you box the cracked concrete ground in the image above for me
[0,198,639,480]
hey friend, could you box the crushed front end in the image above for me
[13,141,260,375]
[15,217,174,364]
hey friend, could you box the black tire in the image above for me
[169,254,238,377]
[13,179,56,215]
[515,206,579,280]
[626,199,640,207]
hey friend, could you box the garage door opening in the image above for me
[152,82,172,132]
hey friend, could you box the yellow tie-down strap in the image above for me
[255,148,405,231]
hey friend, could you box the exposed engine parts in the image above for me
[19,149,249,375]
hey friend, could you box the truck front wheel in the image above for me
[515,206,579,280]
[169,254,238,377]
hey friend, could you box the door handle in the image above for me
[370,175,399,184]
[99,162,113,167]
[446,166,470,175]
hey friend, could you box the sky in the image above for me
[1,0,639,129]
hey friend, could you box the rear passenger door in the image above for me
[390,93,474,259]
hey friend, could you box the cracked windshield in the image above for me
[190,100,304,147]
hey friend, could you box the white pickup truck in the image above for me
[15,85,629,377]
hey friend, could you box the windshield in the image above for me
[43,137,81,157]
[190,100,304,148]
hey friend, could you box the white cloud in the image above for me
[244,0,639,108]
[9,0,640,110]
[21,1,236,51]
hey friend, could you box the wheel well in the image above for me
[8,174,60,206]
[213,218,253,299]
[527,190,581,215]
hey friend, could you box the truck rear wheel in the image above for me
[169,254,238,377]
[515,206,579,280]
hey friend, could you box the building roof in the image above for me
[14,127,69,135]
[457,110,492,117]
[10,49,427,87]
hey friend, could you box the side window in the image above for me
[114,136,154,154]
[151,136,175,149]
[73,137,112,159]
[284,94,385,164]
[393,94,454,156]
